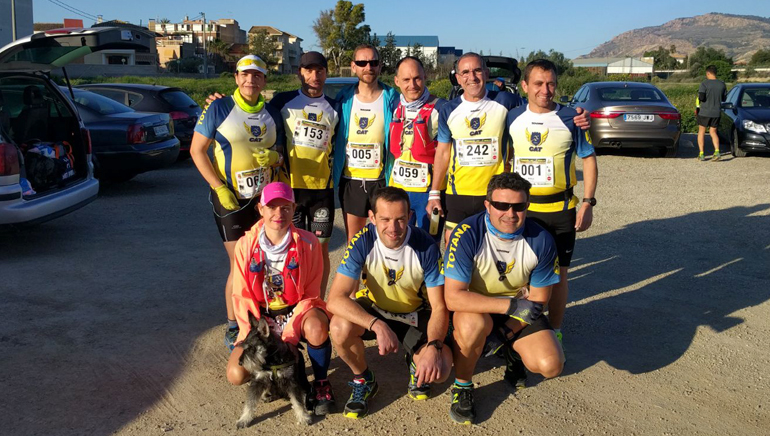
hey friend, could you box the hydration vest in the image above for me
[389,101,437,164]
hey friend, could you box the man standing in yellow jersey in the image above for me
[388,56,447,243]
[270,52,340,293]
[505,59,598,353]
[190,55,285,351]
[332,44,399,242]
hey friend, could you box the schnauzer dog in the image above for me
[236,313,312,427]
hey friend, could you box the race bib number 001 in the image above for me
[457,138,499,167]
[346,142,381,169]
[293,119,330,151]
[392,159,429,188]
[235,167,270,199]
[514,157,554,187]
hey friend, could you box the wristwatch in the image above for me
[427,340,443,351]
[582,197,597,206]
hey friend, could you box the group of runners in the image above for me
[190,45,598,424]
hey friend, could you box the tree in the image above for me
[642,46,678,70]
[208,39,232,72]
[312,0,371,74]
[750,49,770,67]
[522,49,573,75]
[249,29,279,68]
[379,32,401,74]
[158,17,171,33]
[688,46,733,77]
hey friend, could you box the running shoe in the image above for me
[343,376,378,419]
[407,359,430,400]
[503,347,527,390]
[224,326,239,352]
[311,379,336,415]
[712,152,721,161]
[449,384,476,425]
[697,154,706,161]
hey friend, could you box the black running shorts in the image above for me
[527,208,576,267]
[338,178,385,218]
[445,194,486,231]
[490,313,552,343]
[697,115,720,128]
[356,297,435,356]
[210,188,260,242]
[293,188,335,242]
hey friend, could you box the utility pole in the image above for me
[11,0,17,41]
[201,12,208,78]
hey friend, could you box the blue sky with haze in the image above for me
[34,0,770,59]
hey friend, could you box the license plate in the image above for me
[624,114,654,122]
[154,125,169,136]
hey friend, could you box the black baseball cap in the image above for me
[300,51,328,69]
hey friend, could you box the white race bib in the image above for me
[392,159,429,188]
[235,167,270,199]
[372,305,419,328]
[514,157,554,187]
[346,142,381,169]
[293,119,330,151]
[456,137,499,167]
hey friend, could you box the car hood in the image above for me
[739,107,770,122]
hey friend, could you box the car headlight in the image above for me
[742,120,767,133]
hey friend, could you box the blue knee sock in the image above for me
[307,339,331,381]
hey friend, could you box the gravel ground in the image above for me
[1,134,769,435]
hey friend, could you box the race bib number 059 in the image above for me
[235,167,270,199]
[514,157,554,187]
[456,138,499,167]
[392,159,429,188]
[293,119,330,151]
[346,142,381,169]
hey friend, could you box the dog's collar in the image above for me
[269,361,294,378]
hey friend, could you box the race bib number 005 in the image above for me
[293,119,330,151]
[514,157,554,187]
[392,159,429,188]
[457,138,499,167]
[235,167,270,199]
[346,142,381,169]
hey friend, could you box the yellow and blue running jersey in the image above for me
[444,212,560,297]
[195,96,285,199]
[337,224,444,314]
[344,95,386,180]
[270,90,339,190]
[437,91,524,196]
[506,104,594,213]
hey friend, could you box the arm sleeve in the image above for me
[529,233,560,288]
[232,237,261,342]
[194,100,220,138]
[437,104,452,143]
[443,224,478,283]
[336,228,370,280]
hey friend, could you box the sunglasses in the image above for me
[354,59,380,67]
[489,201,528,212]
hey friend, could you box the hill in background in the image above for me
[583,13,770,63]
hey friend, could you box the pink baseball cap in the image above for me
[260,182,295,205]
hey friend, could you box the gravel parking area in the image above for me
[2,134,769,435]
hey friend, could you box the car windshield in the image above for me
[70,89,134,115]
[160,90,198,108]
[598,87,665,102]
[739,88,770,108]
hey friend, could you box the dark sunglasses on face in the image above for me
[489,201,528,212]
[354,59,380,67]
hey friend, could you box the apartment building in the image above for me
[248,26,303,74]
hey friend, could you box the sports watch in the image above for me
[427,340,443,351]
[582,197,597,206]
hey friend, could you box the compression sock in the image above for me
[354,368,375,383]
[307,339,332,381]
[227,319,238,329]
[454,379,473,388]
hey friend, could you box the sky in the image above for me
[33,0,770,59]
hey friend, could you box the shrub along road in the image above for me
[1,135,768,435]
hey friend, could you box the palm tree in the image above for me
[208,39,232,72]
[159,17,171,33]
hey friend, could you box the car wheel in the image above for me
[732,129,747,157]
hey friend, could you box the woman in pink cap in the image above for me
[226,182,335,415]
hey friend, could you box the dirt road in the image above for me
[2,135,769,435]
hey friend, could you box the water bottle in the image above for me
[429,208,440,235]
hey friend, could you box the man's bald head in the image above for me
[395,56,427,102]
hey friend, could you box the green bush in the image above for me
[428,78,452,99]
